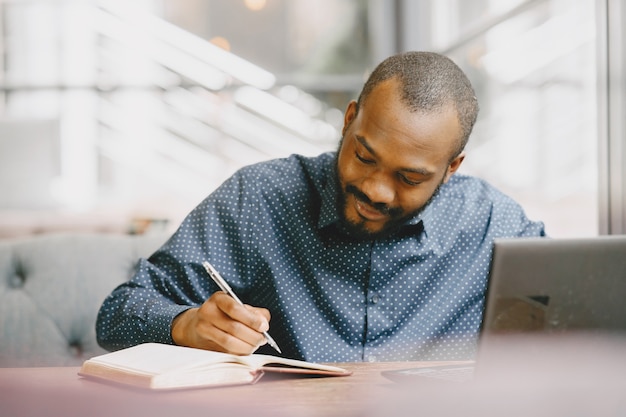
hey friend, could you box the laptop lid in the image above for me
[481,235,626,337]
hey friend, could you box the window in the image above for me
[401,0,599,237]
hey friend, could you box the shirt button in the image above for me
[370,294,380,304]
[367,355,378,363]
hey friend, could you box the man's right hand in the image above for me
[171,291,271,355]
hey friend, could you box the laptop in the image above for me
[383,235,626,383]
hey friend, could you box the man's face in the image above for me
[335,78,465,239]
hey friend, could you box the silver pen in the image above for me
[202,261,282,354]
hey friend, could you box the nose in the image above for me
[360,171,395,205]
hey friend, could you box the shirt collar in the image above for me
[410,184,452,255]
[412,199,435,235]
[318,164,341,230]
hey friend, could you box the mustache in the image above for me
[345,184,402,217]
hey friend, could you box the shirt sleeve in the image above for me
[96,170,259,351]
[496,198,547,238]
[95,256,201,351]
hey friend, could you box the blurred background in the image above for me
[0,0,624,238]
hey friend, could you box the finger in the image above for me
[214,292,271,333]
[213,322,267,354]
[244,304,272,332]
[196,293,267,351]
[197,323,263,355]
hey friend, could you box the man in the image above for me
[96,51,545,362]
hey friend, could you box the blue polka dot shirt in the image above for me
[96,152,545,361]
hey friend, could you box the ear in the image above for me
[443,152,465,183]
[342,100,358,136]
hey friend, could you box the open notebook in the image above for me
[383,235,626,383]
[79,343,351,390]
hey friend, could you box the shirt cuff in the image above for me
[145,303,195,345]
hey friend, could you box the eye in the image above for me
[355,151,375,165]
[398,174,422,186]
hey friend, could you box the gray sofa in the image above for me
[0,232,168,367]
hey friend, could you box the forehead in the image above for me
[355,79,462,164]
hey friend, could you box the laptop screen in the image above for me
[481,235,626,336]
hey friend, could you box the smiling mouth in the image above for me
[354,198,389,222]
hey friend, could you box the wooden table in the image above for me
[0,361,457,417]
[4,335,625,417]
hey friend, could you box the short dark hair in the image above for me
[356,51,479,158]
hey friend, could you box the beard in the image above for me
[332,154,444,241]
